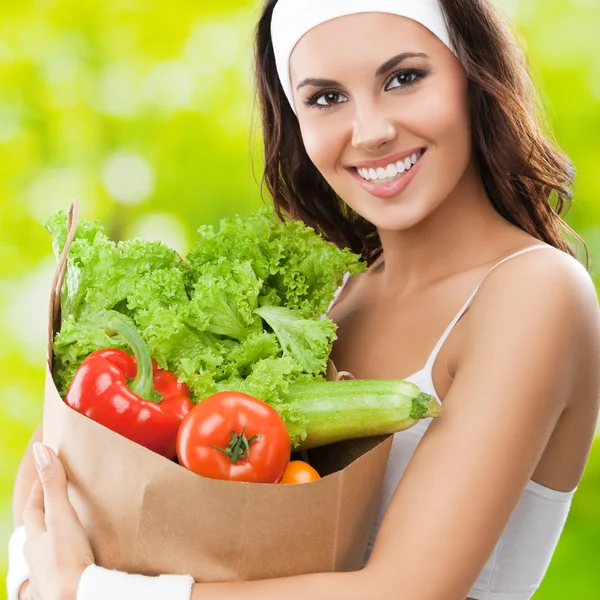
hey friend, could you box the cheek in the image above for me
[299,118,344,175]
[417,80,472,166]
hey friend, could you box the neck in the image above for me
[375,161,518,297]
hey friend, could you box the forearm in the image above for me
[191,568,373,600]
[74,563,385,600]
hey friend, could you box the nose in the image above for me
[351,104,396,152]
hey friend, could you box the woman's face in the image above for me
[289,13,471,232]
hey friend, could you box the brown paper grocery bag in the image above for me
[42,200,393,581]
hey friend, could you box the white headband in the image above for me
[271,0,455,114]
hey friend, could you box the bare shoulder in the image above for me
[474,245,597,313]
[461,247,600,412]
[482,246,598,304]
[463,245,600,386]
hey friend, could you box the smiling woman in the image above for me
[253,3,598,600]
[7,1,600,600]
[290,44,448,203]
[287,11,473,233]
[259,1,583,269]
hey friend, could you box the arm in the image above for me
[185,251,599,599]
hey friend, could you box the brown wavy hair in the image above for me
[252,0,588,269]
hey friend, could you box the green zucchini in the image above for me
[286,379,441,450]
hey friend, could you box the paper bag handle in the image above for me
[47,199,80,368]
[326,359,355,381]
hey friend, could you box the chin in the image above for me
[347,196,428,232]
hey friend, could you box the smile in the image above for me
[347,148,426,199]
[355,150,424,183]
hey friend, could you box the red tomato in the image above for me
[176,391,291,483]
[279,461,321,484]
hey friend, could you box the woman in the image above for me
[9,1,600,599]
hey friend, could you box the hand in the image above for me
[22,442,95,600]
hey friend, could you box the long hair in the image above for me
[252,0,589,269]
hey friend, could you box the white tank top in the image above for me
[328,245,577,600]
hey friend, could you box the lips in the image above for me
[355,149,424,183]
[346,148,426,200]
[349,147,426,171]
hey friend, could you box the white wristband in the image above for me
[76,564,194,600]
[6,526,29,600]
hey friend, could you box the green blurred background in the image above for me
[0,0,598,597]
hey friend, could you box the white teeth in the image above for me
[355,150,422,181]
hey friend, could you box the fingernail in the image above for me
[33,442,51,470]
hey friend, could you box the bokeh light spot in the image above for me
[101,151,155,205]
[126,212,189,257]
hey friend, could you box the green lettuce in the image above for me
[254,306,338,377]
[46,205,366,445]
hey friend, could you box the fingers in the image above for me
[32,442,74,528]
[23,478,46,539]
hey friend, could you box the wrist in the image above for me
[7,526,29,600]
[61,566,87,600]
[76,565,194,600]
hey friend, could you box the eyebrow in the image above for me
[295,52,430,91]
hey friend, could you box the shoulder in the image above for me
[467,245,598,350]
[460,244,600,407]
[473,245,596,311]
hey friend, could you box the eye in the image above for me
[306,91,349,110]
[385,69,426,91]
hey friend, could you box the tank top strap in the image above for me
[324,271,352,317]
[423,244,552,370]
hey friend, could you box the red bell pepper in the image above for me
[65,312,194,459]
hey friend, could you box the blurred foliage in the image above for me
[0,1,598,598]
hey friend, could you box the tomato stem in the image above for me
[209,426,261,463]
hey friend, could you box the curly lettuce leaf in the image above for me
[254,305,337,377]
[188,260,263,340]
[186,206,366,318]
[44,210,185,321]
